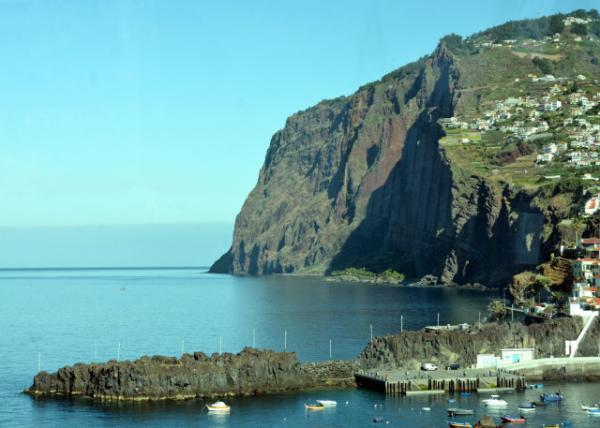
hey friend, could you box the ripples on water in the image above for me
[1,268,597,427]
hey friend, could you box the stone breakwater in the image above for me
[25,348,358,401]
[26,318,600,401]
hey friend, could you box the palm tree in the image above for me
[488,299,508,321]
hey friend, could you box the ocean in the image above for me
[1,268,597,427]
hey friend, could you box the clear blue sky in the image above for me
[1,0,596,228]
[0,0,597,267]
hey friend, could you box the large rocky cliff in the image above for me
[211,20,590,286]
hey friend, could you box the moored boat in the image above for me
[316,400,337,407]
[541,392,563,402]
[305,403,325,411]
[500,415,525,424]
[447,408,474,416]
[448,422,472,428]
[526,383,544,389]
[482,398,507,407]
[582,403,600,411]
[518,402,536,412]
[206,401,230,413]
[587,409,600,416]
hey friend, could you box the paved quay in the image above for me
[355,367,525,396]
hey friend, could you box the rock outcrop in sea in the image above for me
[26,348,357,401]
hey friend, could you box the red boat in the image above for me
[500,415,525,424]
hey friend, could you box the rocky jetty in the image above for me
[25,348,357,401]
[359,317,599,370]
[25,318,600,402]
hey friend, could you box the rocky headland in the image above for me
[210,10,600,287]
[26,318,600,401]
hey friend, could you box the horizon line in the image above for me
[0,266,212,272]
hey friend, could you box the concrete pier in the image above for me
[355,368,526,396]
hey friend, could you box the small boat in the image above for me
[206,401,230,413]
[460,392,472,397]
[518,403,536,412]
[587,409,600,416]
[543,425,560,428]
[448,422,472,428]
[448,398,457,403]
[490,394,500,399]
[422,407,431,411]
[373,417,386,423]
[482,398,508,407]
[448,408,474,416]
[526,383,544,389]
[500,415,526,424]
[316,400,337,407]
[541,392,563,402]
[305,403,324,411]
[582,404,600,411]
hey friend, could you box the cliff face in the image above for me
[211,34,584,286]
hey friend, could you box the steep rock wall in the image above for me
[211,42,582,286]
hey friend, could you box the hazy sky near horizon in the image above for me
[1,0,597,228]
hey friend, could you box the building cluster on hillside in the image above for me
[440,75,600,169]
[571,237,600,314]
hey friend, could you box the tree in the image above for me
[549,15,565,35]
[488,300,508,321]
[532,57,553,75]
[571,23,588,36]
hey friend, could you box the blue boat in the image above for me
[541,392,564,402]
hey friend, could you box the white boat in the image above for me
[482,398,508,407]
[316,400,337,407]
[422,407,431,411]
[587,409,600,416]
[582,404,600,411]
[206,401,230,413]
[490,394,500,399]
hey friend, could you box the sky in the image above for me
[0,0,596,266]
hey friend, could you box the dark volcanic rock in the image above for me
[25,348,358,401]
[359,317,589,370]
[210,27,586,287]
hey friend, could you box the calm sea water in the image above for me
[0,268,598,427]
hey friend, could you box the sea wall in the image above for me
[503,357,600,382]
[358,318,599,371]
[26,348,357,401]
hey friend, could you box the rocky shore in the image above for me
[26,348,357,401]
[26,318,600,402]
[359,317,599,370]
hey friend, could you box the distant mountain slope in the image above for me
[211,10,600,287]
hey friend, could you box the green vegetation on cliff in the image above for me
[330,268,405,284]
[212,9,600,288]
